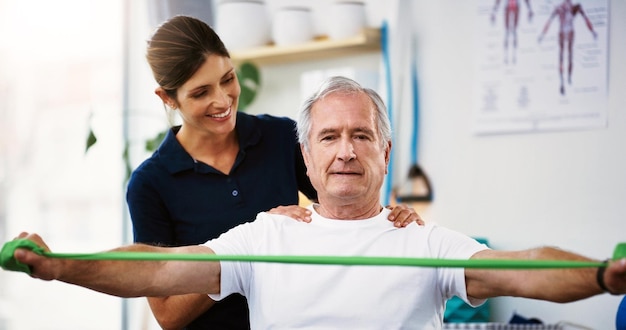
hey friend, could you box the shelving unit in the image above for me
[231,28,381,66]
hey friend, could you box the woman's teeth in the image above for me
[208,108,231,118]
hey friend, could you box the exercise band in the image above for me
[2,239,625,276]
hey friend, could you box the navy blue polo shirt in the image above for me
[126,112,316,329]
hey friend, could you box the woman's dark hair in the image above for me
[146,15,230,100]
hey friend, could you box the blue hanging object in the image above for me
[410,49,419,166]
[394,37,433,203]
[381,20,394,206]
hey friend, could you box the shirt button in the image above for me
[232,190,239,197]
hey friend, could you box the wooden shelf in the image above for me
[231,28,381,66]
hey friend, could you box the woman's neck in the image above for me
[177,125,239,173]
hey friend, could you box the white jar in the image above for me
[328,1,366,40]
[216,0,270,51]
[272,7,314,46]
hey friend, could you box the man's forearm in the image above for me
[54,244,177,298]
[148,295,217,330]
[16,242,221,298]
[467,247,604,302]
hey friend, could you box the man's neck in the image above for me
[313,199,383,220]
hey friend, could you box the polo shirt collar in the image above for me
[157,112,261,174]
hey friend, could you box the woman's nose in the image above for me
[213,87,230,107]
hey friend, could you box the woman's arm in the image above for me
[126,171,175,245]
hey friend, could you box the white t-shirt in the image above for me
[206,205,488,329]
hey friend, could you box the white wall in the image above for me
[251,0,626,328]
[412,1,625,328]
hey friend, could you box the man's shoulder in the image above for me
[254,211,304,227]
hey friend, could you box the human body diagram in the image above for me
[538,0,597,95]
[491,0,534,64]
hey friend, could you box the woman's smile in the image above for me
[207,107,232,119]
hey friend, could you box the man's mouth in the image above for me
[208,107,231,118]
[331,170,360,176]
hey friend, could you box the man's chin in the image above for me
[327,187,362,199]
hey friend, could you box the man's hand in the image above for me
[605,258,626,295]
[11,232,58,281]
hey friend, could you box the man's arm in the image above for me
[147,295,216,330]
[12,232,221,298]
[466,247,626,302]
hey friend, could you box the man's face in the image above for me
[302,92,391,205]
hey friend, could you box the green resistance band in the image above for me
[2,239,625,275]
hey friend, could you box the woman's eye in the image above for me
[192,91,207,98]
[222,74,235,85]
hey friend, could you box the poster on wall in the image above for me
[473,0,609,135]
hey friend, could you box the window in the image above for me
[0,0,125,328]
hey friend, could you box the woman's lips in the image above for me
[208,107,231,118]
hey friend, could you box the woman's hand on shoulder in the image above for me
[386,204,425,228]
[267,205,312,223]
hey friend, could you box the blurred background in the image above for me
[0,0,624,329]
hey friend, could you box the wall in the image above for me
[250,0,625,328]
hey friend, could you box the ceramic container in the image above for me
[216,0,270,50]
[272,7,314,46]
[328,1,366,40]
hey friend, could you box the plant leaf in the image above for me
[236,62,260,112]
[85,129,97,153]
[145,129,168,152]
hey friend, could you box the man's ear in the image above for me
[155,87,176,108]
[384,141,392,174]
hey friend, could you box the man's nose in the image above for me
[337,139,356,162]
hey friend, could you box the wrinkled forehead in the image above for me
[310,92,377,130]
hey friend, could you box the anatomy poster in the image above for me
[473,0,609,135]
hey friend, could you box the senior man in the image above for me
[6,76,626,328]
